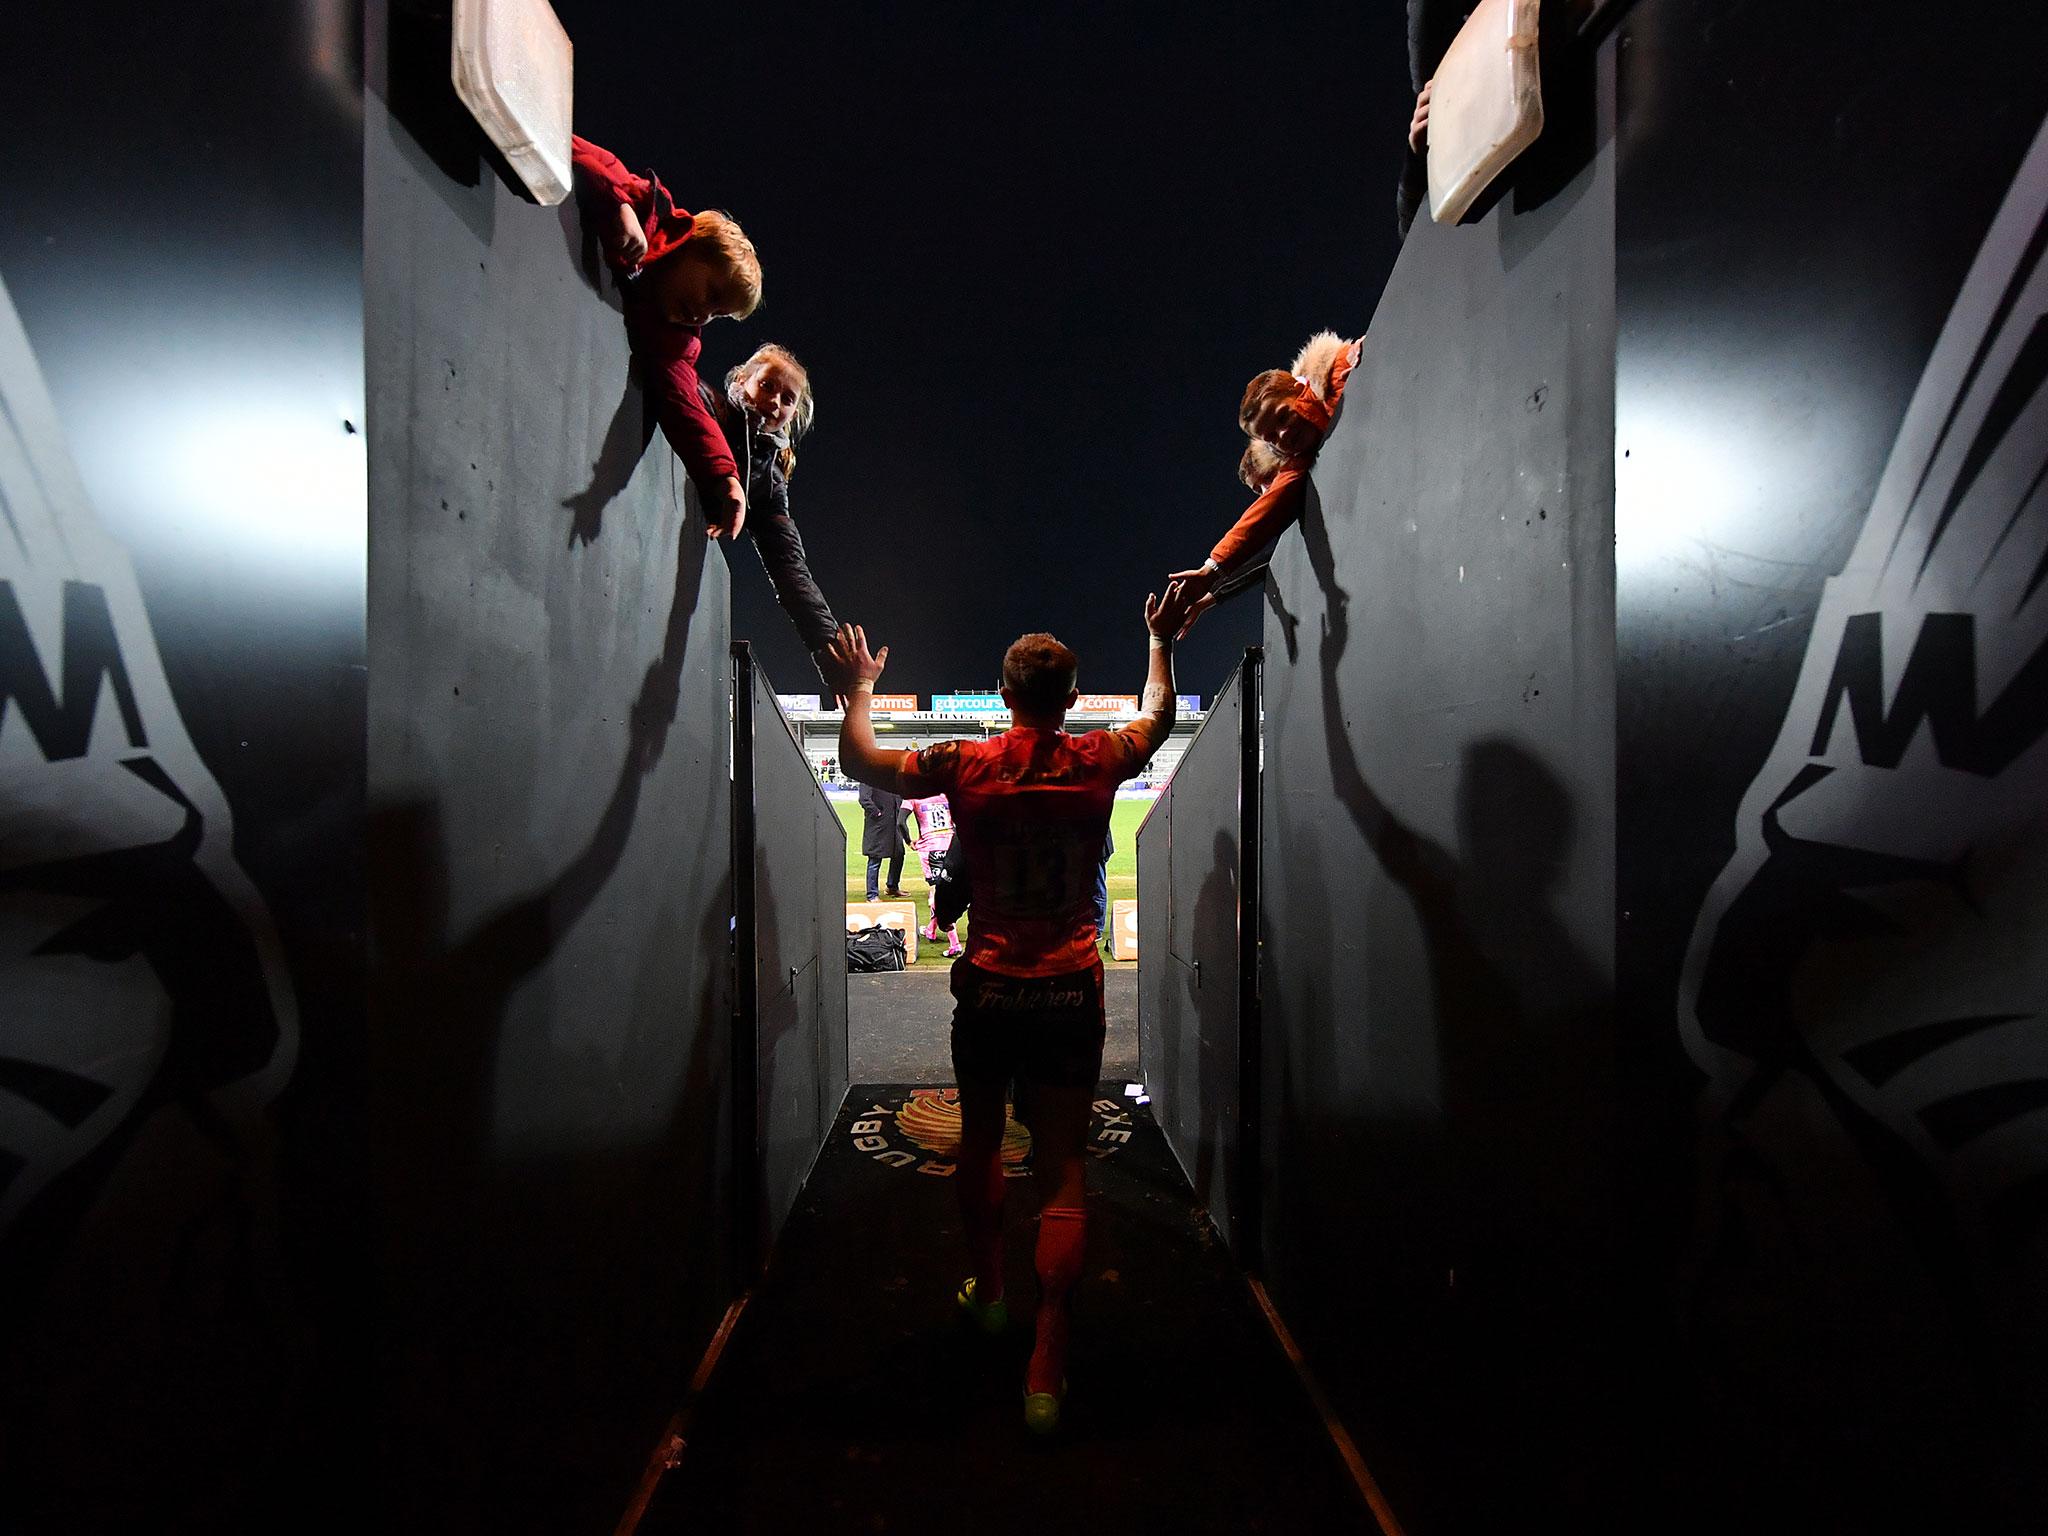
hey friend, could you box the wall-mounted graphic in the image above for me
[1680,117,2048,1328]
[0,275,298,1246]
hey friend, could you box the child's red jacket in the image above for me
[571,136,738,498]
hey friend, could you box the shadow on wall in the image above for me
[563,377,656,547]
[368,520,732,1526]
[1188,827,1238,1224]
[1278,489,1613,1520]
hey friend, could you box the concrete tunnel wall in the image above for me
[1244,4,2048,1531]
[365,5,739,1525]
[1255,30,1617,1534]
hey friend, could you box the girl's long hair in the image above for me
[725,344,813,478]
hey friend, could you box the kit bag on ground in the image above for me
[846,923,907,973]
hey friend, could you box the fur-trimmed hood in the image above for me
[1289,330,1358,402]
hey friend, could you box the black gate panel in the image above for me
[1137,651,1261,1257]
[733,647,850,1262]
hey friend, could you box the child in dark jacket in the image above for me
[703,344,845,694]
[571,135,762,538]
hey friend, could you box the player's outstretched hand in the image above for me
[827,622,889,689]
[1146,582,1196,641]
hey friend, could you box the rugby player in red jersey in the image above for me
[826,588,1189,1434]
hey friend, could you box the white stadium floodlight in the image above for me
[452,0,575,206]
[1427,0,1544,226]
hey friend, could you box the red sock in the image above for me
[957,1147,1007,1301]
[1028,1205,1086,1394]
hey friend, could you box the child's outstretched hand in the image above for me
[1167,561,1219,606]
[1173,582,1220,639]
[1409,79,1434,155]
[704,475,747,539]
[612,203,649,267]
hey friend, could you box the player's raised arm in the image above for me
[827,622,948,797]
[827,622,903,791]
[1119,587,1193,771]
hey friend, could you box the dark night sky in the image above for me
[561,1,1412,701]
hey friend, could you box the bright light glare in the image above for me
[159,400,367,563]
[1614,409,1752,578]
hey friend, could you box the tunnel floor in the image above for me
[641,1085,1371,1535]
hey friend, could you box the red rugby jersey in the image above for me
[904,725,1161,978]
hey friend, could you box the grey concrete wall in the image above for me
[365,7,737,1526]
[1255,47,1617,1531]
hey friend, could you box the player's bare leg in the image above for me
[1024,1081,1092,1431]
[953,1071,1010,1333]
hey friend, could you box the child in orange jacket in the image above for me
[571,135,762,538]
[1168,331,1360,626]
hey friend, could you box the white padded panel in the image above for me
[1427,0,1544,225]
[451,0,574,206]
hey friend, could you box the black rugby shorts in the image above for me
[948,957,1106,1090]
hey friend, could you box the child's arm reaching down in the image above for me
[572,134,750,534]
[629,318,746,535]
[572,136,673,271]
[1169,463,1310,609]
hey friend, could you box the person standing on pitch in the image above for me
[906,792,965,958]
[858,779,906,902]
[1092,828,1114,954]
[826,587,1190,1434]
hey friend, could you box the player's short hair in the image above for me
[1238,368,1298,434]
[1001,633,1078,712]
[688,208,763,319]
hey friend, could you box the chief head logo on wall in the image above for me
[0,276,298,1244]
[1679,122,2048,1304]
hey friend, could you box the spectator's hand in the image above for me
[1167,562,1219,605]
[1176,588,1219,639]
[828,623,889,688]
[613,202,649,267]
[812,644,854,707]
[705,475,747,539]
[1408,79,1434,156]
